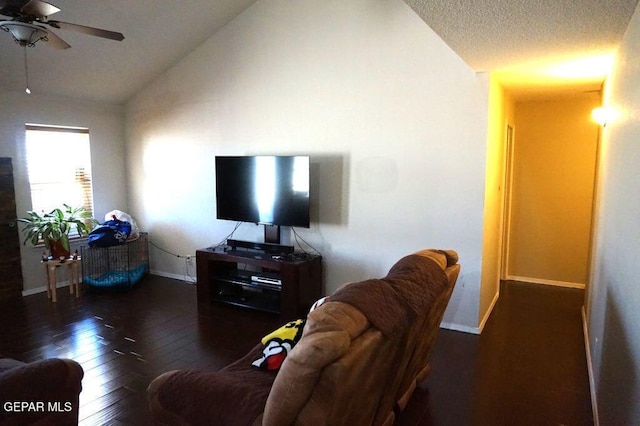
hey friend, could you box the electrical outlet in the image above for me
[186,256,192,265]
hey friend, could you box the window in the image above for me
[25,124,94,222]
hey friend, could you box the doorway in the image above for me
[500,124,514,280]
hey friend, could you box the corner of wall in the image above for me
[582,306,600,426]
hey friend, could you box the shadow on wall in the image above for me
[313,154,349,226]
[598,288,639,425]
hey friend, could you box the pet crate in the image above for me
[81,232,149,289]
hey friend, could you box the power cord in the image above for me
[292,227,322,256]
[148,240,196,284]
[211,221,243,249]
[148,222,244,283]
[148,240,191,259]
[149,223,319,284]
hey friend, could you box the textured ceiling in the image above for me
[406,0,639,97]
[0,0,638,103]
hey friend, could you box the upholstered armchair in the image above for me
[0,357,84,425]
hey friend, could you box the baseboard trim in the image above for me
[478,290,500,333]
[22,281,70,296]
[506,275,585,289]
[582,307,600,426]
[150,269,196,284]
[440,322,481,335]
[440,290,499,335]
[23,273,193,296]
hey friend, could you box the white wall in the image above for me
[586,1,640,423]
[125,0,490,330]
[0,89,127,293]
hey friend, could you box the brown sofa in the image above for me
[147,249,460,425]
[0,357,84,425]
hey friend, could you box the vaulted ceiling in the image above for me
[0,0,259,103]
[0,0,637,104]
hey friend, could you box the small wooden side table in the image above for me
[43,258,81,302]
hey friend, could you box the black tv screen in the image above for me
[215,156,310,228]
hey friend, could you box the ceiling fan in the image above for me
[0,0,124,49]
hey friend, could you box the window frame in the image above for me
[24,123,95,241]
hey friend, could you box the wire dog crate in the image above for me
[81,232,149,289]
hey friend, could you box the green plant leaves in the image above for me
[18,204,95,248]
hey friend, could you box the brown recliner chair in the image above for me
[0,357,84,425]
[148,249,460,425]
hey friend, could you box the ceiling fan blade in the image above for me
[43,28,70,49]
[48,20,124,41]
[20,0,59,17]
[0,0,29,17]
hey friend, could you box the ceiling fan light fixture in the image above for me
[0,21,47,46]
[1,1,124,94]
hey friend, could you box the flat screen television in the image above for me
[215,155,310,228]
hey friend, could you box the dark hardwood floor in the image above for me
[0,276,593,425]
[398,280,594,426]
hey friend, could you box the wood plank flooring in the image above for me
[0,276,593,425]
[398,280,593,425]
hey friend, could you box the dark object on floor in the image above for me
[0,357,84,425]
[147,249,460,425]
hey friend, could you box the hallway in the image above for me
[400,280,593,425]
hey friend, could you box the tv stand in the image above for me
[196,247,322,320]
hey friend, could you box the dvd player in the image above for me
[251,275,282,285]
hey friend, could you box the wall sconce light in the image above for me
[591,106,617,127]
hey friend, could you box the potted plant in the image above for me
[19,204,96,259]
